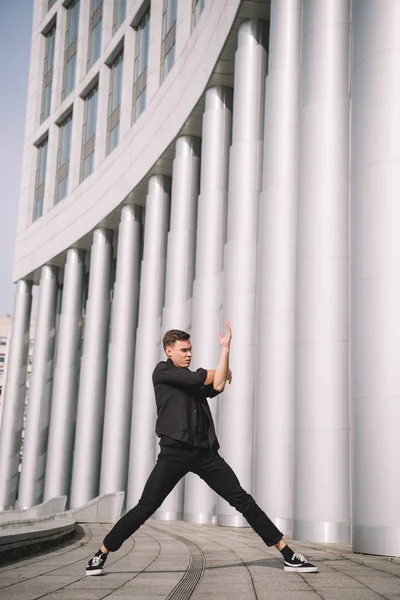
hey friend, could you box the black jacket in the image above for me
[152,359,220,449]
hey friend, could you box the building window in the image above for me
[0,337,7,346]
[40,25,56,123]
[192,0,205,29]
[161,0,177,81]
[107,51,123,154]
[55,113,73,203]
[0,354,5,364]
[62,0,80,99]
[113,0,126,34]
[81,84,98,180]
[88,0,103,70]
[133,8,150,121]
[48,0,57,9]
[33,138,48,221]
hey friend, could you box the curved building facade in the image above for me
[0,0,400,557]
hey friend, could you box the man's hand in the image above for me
[218,320,232,349]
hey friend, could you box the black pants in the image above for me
[103,445,283,551]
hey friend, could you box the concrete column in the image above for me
[293,0,351,543]
[0,281,32,510]
[70,228,113,508]
[126,176,171,508]
[43,249,85,501]
[254,0,301,538]
[351,0,400,557]
[184,86,233,524]
[154,135,201,521]
[100,205,142,495]
[18,266,58,509]
[217,19,267,527]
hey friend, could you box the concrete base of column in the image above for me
[293,520,351,544]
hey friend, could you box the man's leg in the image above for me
[86,447,190,575]
[192,452,318,573]
[103,448,190,552]
[193,452,282,546]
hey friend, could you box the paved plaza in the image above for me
[1,520,400,600]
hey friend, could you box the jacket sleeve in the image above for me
[153,361,208,389]
[201,383,222,399]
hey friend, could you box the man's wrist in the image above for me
[221,346,230,353]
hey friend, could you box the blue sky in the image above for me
[0,0,33,315]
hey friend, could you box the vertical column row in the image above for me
[184,86,233,524]
[154,136,201,521]
[217,18,267,527]
[293,0,351,543]
[127,176,171,508]
[254,0,302,538]
[0,281,32,510]
[44,248,85,501]
[100,205,142,495]
[18,266,58,509]
[70,228,113,508]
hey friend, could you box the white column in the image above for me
[18,266,58,509]
[254,0,301,538]
[351,0,400,557]
[0,281,32,510]
[293,0,351,543]
[43,249,85,501]
[100,205,142,495]
[70,228,113,508]
[217,19,267,527]
[126,176,171,508]
[184,86,232,524]
[154,135,201,521]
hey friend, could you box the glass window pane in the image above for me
[93,0,102,11]
[136,89,146,118]
[86,89,98,141]
[90,17,102,66]
[68,1,80,44]
[65,54,76,97]
[109,122,119,152]
[46,29,55,72]
[38,142,48,186]
[114,0,126,30]
[110,53,123,114]
[167,0,178,30]
[165,45,175,77]
[57,177,68,201]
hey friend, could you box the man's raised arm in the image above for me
[213,320,232,392]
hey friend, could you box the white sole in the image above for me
[284,566,319,573]
[86,569,104,576]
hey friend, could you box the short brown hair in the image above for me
[162,329,190,350]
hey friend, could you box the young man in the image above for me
[86,322,318,575]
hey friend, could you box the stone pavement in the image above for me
[1,519,400,600]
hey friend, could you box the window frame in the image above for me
[160,0,177,82]
[62,0,80,100]
[40,24,56,123]
[132,7,150,122]
[55,112,73,203]
[33,137,49,221]
[80,83,99,181]
[106,50,124,155]
[87,0,103,70]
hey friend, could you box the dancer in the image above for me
[86,322,318,575]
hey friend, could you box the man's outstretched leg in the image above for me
[193,451,319,573]
[86,448,189,575]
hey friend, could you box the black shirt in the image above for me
[152,359,221,450]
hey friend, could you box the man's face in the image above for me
[165,340,192,368]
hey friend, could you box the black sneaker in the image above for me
[86,550,108,576]
[284,552,319,573]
